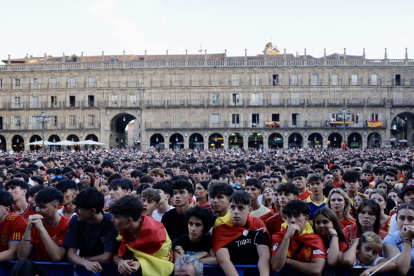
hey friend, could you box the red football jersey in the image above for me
[0,213,26,252]
[12,204,37,221]
[30,215,70,262]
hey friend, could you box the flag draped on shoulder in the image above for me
[116,215,174,276]
[212,212,268,254]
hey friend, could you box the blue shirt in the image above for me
[383,231,414,267]
[305,196,326,220]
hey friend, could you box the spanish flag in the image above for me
[368,121,382,128]
[212,211,268,254]
[116,215,174,276]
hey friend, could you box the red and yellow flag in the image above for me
[368,121,382,128]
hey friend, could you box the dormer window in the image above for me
[71,56,78,62]
[110,57,118,62]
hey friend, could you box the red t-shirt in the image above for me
[265,214,284,236]
[271,234,326,261]
[332,180,345,188]
[297,189,312,201]
[12,204,37,221]
[30,215,70,262]
[339,218,356,229]
[0,213,26,252]
[342,224,388,256]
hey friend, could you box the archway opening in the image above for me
[391,112,413,147]
[367,133,381,148]
[308,133,323,148]
[150,134,165,150]
[30,135,42,151]
[170,133,184,149]
[327,133,342,148]
[248,133,263,149]
[268,133,283,148]
[12,135,24,152]
[48,134,61,151]
[111,113,137,148]
[348,133,362,148]
[288,133,302,148]
[189,133,204,150]
[0,136,6,151]
[208,133,224,149]
[229,133,243,149]
[68,134,80,151]
[85,134,98,141]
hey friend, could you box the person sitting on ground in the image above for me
[213,191,270,276]
[64,187,117,273]
[141,188,161,218]
[270,200,327,276]
[0,190,26,262]
[173,206,217,265]
[110,194,174,276]
[17,187,70,262]
[342,231,395,275]
[174,254,204,276]
[245,178,274,223]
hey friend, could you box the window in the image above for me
[51,96,57,106]
[231,74,239,86]
[110,57,117,62]
[292,114,299,126]
[153,93,161,105]
[172,114,180,124]
[14,97,21,107]
[212,94,220,104]
[371,114,379,121]
[0,117,3,129]
[291,74,298,85]
[0,79,3,88]
[68,115,76,126]
[251,93,259,104]
[371,74,378,85]
[232,114,240,124]
[33,78,39,89]
[273,75,279,86]
[111,95,118,104]
[88,76,95,87]
[70,77,76,87]
[291,93,299,105]
[30,116,39,128]
[32,96,39,108]
[271,93,279,105]
[69,96,76,107]
[252,114,259,127]
[394,93,403,105]
[51,78,57,88]
[212,75,219,86]
[232,93,240,105]
[272,114,280,121]
[395,74,401,86]
[212,114,220,124]
[52,116,58,127]
[331,74,338,85]
[311,74,318,85]
[130,95,137,104]
[88,95,95,107]
[252,74,260,86]
[87,115,95,126]
[15,79,21,89]
[14,116,22,127]
[191,75,199,86]
[351,74,358,85]
[72,56,78,62]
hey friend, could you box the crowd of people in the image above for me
[1,146,414,276]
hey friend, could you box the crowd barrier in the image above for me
[0,261,411,276]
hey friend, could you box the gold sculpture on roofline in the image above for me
[264,42,280,55]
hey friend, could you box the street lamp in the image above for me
[36,110,51,152]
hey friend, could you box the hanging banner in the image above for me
[265,121,280,127]
[368,121,382,128]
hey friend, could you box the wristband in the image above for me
[331,234,338,238]
[403,239,412,243]
[116,259,123,265]
[403,241,413,246]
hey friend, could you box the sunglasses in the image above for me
[231,184,243,190]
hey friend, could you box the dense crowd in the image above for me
[1,147,414,276]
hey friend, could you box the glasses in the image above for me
[51,175,64,180]
[232,184,243,190]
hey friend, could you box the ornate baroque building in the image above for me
[0,44,413,151]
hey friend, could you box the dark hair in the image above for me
[283,200,310,217]
[107,173,122,185]
[396,203,414,215]
[293,169,308,178]
[245,178,263,191]
[277,182,299,196]
[130,170,144,179]
[229,191,251,207]
[12,259,47,276]
[356,200,381,236]
[29,185,45,198]
[5,179,30,200]
[184,206,213,234]
[140,174,154,184]
[72,187,104,213]
[109,194,143,221]
[137,183,151,195]
[313,207,346,242]
[35,187,64,206]
[101,160,117,171]
[152,181,173,197]
[172,180,194,195]
[109,179,132,192]
[210,183,234,198]
[343,171,361,183]
[13,173,30,183]
[0,190,13,207]
[141,188,161,203]
[77,181,90,192]
[55,179,78,193]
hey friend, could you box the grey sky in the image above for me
[1,0,412,61]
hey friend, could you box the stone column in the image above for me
[283,138,288,149]
[184,136,189,149]
[243,136,248,150]
[362,136,367,148]
[263,137,269,149]
[164,136,169,149]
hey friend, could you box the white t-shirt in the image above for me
[152,206,174,222]
[389,213,399,234]
[354,255,382,267]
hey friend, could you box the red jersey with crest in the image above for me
[30,215,70,261]
[11,204,37,221]
[0,213,26,252]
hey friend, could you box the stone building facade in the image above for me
[0,45,413,151]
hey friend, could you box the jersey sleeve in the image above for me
[255,230,270,246]
[9,215,26,242]
[55,217,70,247]
[310,246,327,259]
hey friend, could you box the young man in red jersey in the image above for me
[6,179,36,220]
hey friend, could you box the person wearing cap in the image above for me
[389,179,414,234]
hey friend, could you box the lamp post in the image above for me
[36,111,51,152]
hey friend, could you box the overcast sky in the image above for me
[1,0,412,62]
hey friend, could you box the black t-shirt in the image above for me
[172,234,212,255]
[223,225,269,265]
[63,212,117,257]
[161,208,188,243]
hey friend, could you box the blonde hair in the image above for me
[327,188,353,220]
[360,231,382,251]
[150,168,165,177]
